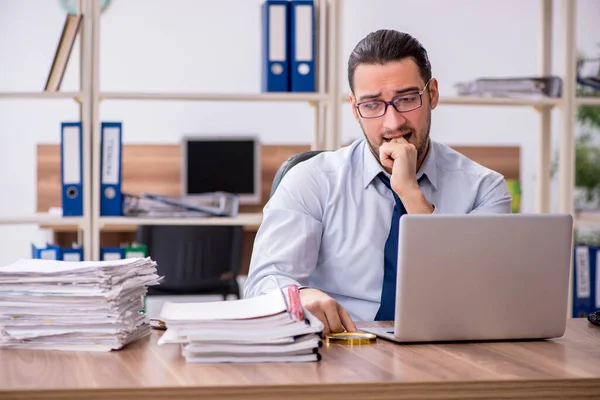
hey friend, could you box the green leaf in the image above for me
[577,105,600,130]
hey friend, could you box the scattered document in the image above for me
[0,257,161,352]
[158,286,325,363]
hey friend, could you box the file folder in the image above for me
[100,247,123,261]
[123,242,148,259]
[573,245,597,317]
[290,0,315,92]
[261,0,290,92]
[31,243,60,260]
[61,245,83,261]
[100,122,123,216]
[592,246,599,313]
[123,242,149,314]
[61,122,83,216]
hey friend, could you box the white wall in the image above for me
[1,0,599,265]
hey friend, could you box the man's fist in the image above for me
[379,137,419,195]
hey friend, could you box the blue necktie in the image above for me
[375,173,407,321]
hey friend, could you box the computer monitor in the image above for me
[181,135,261,205]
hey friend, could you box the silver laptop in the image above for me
[361,214,573,343]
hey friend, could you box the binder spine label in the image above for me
[63,252,81,262]
[596,250,600,308]
[576,246,591,298]
[269,5,287,62]
[40,249,58,260]
[102,127,121,184]
[62,126,81,184]
[294,5,313,62]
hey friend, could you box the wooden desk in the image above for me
[1,319,599,400]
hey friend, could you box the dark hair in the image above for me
[347,30,432,93]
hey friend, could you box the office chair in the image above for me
[136,225,244,300]
[270,150,326,197]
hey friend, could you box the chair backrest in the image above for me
[136,225,244,298]
[270,150,325,197]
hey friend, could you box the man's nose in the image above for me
[382,103,407,130]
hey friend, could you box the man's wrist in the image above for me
[398,187,434,214]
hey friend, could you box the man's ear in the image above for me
[349,93,360,123]
[428,78,439,110]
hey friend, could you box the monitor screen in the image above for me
[182,137,260,204]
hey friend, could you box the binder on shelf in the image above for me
[506,180,521,213]
[261,0,290,92]
[573,245,598,317]
[100,122,123,216]
[31,243,60,260]
[290,0,315,92]
[123,242,148,259]
[591,246,600,314]
[61,245,83,262]
[100,247,124,261]
[61,122,83,216]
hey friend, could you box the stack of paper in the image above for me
[0,257,161,352]
[454,76,562,98]
[158,287,324,363]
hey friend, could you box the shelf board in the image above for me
[0,213,85,226]
[574,211,600,226]
[341,94,562,107]
[98,213,263,228]
[576,97,600,106]
[0,92,82,100]
[438,96,562,107]
[100,92,329,102]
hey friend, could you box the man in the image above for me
[244,30,512,334]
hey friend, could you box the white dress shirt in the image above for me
[243,138,512,321]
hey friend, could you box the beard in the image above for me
[360,110,432,170]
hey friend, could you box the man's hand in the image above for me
[379,137,434,214]
[379,137,419,195]
[299,288,357,335]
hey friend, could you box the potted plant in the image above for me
[572,83,600,211]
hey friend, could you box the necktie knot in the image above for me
[377,172,391,190]
[377,173,401,205]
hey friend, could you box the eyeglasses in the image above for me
[355,78,433,119]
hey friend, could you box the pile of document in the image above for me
[577,58,600,92]
[122,192,240,218]
[0,257,161,351]
[454,76,562,98]
[158,287,324,363]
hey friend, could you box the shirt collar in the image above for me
[416,141,438,190]
[362,139,438,190]
[362,140,385,189]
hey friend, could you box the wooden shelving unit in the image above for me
[0,1,593,317]
[0,1,94,260]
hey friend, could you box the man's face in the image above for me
[349,58,439,169]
